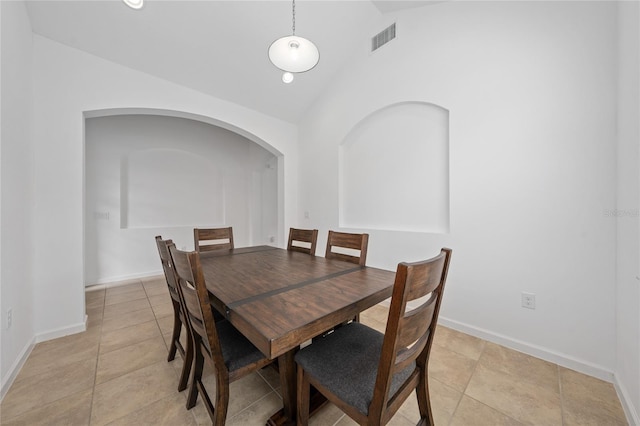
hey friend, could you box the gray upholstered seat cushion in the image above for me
[295,322,415,416]
[216,319,267,372]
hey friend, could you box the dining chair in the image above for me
[168,245,274,425]
[287,228,319,256]
[194,227,234,252]
[325,230,369,323]
[325,230,369,266]
[154,236,193,392]
[295,248,452,426]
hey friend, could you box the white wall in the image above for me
[29,34,297,342]
[299,0,618,379]
[615,1,640,422]
[85,115,278,285]
[3,2,637,420]
[0,1,36,396]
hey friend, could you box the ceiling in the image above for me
[25,0,436,123]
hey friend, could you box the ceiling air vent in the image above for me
[371,23,396,52]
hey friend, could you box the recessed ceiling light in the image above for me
[123,0,144,10]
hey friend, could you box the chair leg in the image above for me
[213,374,230,425]
[416,370,434,426]
[197,377,217,424]
[186,343,204,409]
[296,366,310,426]
[167,302,182,361]
[177,322,193,392]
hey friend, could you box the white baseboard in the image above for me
[438,316,614,382]
[441,316,640,425]
[614,375,640,426]
[0,337,35,402]
[86,269,163,287]
[1,319,88,402]
[34,318,87,344]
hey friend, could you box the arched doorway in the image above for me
[83,108,282,285]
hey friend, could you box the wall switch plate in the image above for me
[7,308,12,328]
[521,292,536,309]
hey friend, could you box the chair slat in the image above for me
[395,296,437,352]
[194,227,234,252]
[405,255,447,301]
[287,228,318,256]
[325,230,369,266]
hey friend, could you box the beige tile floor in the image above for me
[0,275,628,425]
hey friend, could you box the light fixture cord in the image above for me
[292,0,296,35]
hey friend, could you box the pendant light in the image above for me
[123,0,144,10]
[269,0,319,81]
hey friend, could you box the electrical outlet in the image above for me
[7,308,12,328]
[521,292,536,310]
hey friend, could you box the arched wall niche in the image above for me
[339,101,450,233]
[83,107,282,285]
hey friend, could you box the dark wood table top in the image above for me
[199,245,395,359]
[199,245,395,424]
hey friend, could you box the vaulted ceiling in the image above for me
[25,0,437,123]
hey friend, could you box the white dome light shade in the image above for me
[123,0,144,10]
[269,35,319,73]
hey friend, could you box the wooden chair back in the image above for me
[169,245,274,424]
[169,246,228,376]
[287,228,319,255]
[295,248,452,425]
[194,227,234,252]
[370,248,452,424]
[154,236,194,391]
[325,230,369,265]
[155,236,180,304]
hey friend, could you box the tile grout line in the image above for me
[142,279,172,355]
[226,389,279,424]
[89,278,168,425]
[454,338,567,426]
[558,364,566,426]
[140,277,188,397]
[445,337,541,425]
[331,413,346,426]
[87,287,106,426]
[445,337,485,425]
[256,367,280,394]
[142,277,200,425]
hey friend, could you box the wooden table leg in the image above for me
[267,350,297,426]
[267,349,328,426]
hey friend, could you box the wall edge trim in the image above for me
[438,316,615,382]
[34,320,87,344]
[614,374,640,426]
[0,337,35,402]
[85,269,163,287]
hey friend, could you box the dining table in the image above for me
[198,245,395,425]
